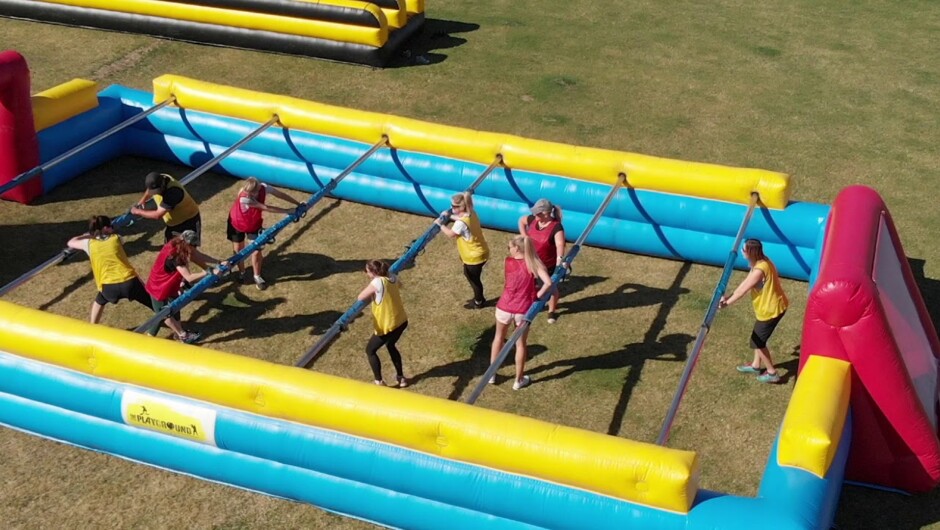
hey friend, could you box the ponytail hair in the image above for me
[551,204,563,223]
[240,177,260,195]
[169,236,193,266]
[451,192,474,215]
[366,259,400,285]
[744,239,766,261]
[511,235,547,277]
[88,215,112,238]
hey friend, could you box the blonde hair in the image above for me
[240,177,261,195]
[510,235,547,277]
[451,192,474,215]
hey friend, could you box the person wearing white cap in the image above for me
[435,192,490,309]
[518,198,566,323]
[143,231,225,343]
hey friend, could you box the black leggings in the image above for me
[462,262,486,304]
[366,321,408,380]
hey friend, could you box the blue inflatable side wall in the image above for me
[0,351,690,530]
[21,84,845,529]
[38,84,829,281]
[687,414,851,530]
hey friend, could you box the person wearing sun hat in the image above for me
[131,171,202,246]
[518,198,566,323]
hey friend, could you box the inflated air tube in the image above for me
[153,75,792,209]
[0,301,701,514]
[0,0,425,66]
[156,0,399,29]
[66,82,821,279]
[31,79,99,132]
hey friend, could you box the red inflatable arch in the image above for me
[802,185,940,492]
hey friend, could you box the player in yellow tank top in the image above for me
[719,239,789,384]
[357,260,409,388]
[67,216,185,337]
[131,172,202,245]
[435,191,490,309]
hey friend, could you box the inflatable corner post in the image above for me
[1,52,939,529]
[802,185,940,492]
[0,50,41,203]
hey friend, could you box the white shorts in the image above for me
[495,307,525,326]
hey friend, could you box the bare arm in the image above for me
[130,205,168,219]
[517,216,528,236]
[244,196,291,214]
[357,281,378,302]
[554,228,566,268]
[435,211,458,239]
[720,268,764,308]
[190,249,225,270]
[176,265,207,284]
[267,186,302,206]
[66,234,91,251]
[535,268,554,299]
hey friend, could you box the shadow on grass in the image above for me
[559,280,690,316]
[411,324,548,400]
[387,19,480,68]
[837,485,940,530]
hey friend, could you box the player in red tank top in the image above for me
[490,235,553,390]
[518,198,566,323]
[226,177,302,290]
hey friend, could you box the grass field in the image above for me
[1,1,939,528]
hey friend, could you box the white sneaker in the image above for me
[488,375,496,385]
[254,275,267,291]
[512,375,531,391]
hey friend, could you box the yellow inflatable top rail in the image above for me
[154,75,791,208]
[777,355,851,477]
[31,79,99,132]
[0,301,700,513]
[36,0,388,47]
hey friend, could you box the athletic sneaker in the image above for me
[374,380,386,386]
[463,299,486,310]
[547,312,558,324]
[254,275,267,291]
[757,371,782,384]
[178,330,202,344]
[488,375,496,385]
[736,364,762,374]
[512,375,531,391]
[397,376,409,388]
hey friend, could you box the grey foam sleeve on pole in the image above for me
[0,97,177,197]
[295,155,504,368]
[655,192,760,446]
[465,173,626,405]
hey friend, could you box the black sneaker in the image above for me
[463,299,486,309]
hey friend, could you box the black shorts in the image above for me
[750,312,785,349]
[165,214,201,246]
[95,277,151,308]
[226,215,261,243]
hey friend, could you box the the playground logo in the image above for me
[121,390,217,446]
